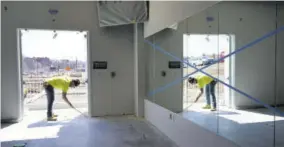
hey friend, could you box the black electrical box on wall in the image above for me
[168,61,181,69]
[93,61,107,69]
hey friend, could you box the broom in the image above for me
[184,79,200,110]
[63,97,88,118]
[184,97,200,110]
[72,106,88,117]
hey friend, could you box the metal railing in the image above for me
[23,72,87,103]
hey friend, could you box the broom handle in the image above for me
[72,106,88,117]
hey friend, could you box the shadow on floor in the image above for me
[1,115,178,147]
[1,123,16,129]
[27,120,70,128]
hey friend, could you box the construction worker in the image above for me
[188,75,217,111]
[24,88,28,99]
[43,76,80,121]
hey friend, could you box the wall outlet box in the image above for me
[169,113,173,120]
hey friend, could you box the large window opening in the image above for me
[19,29,89,119]
[183,34,232,111]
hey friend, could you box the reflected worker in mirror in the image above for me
[43,76,80,121]
[188,75,217,111]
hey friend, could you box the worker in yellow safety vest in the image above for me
[188,75,217,111]
[24,88,28,98]
[43,76,80,121]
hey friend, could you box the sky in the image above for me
[21,30,229,61]
[183,34,230,57]
[21,29,87,61]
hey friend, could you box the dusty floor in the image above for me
[181,104,284,147]
[1,109,177,147]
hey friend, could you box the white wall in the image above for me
[144,100,239,147]
[144,1,218,38]
[219,2,279,108]
[1,1,136,120]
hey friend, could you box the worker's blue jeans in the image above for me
[205,81,217,108]
[45,85,54,118]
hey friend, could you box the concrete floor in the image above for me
[1,109,177,147]
[181,104,284,147]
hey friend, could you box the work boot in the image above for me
[52,113,58,117]
[202,104,211,109]
[47,116,57,121]
[211,108,216,111]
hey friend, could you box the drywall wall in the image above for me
[219,2,278,108]
[144,21,186,113]
[144,100,239,147]
[92,25,134,116]
[1,1,136,120]
[144,1,218,38]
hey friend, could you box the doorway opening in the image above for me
[182,34,233,111]
[19,29,89,120]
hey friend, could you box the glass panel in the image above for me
[145,2,281,146]
[145,35,155,103]
[181,6,219,134]
[275,2,284,147]
[147,18,187,113]
[217,2,277,147]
